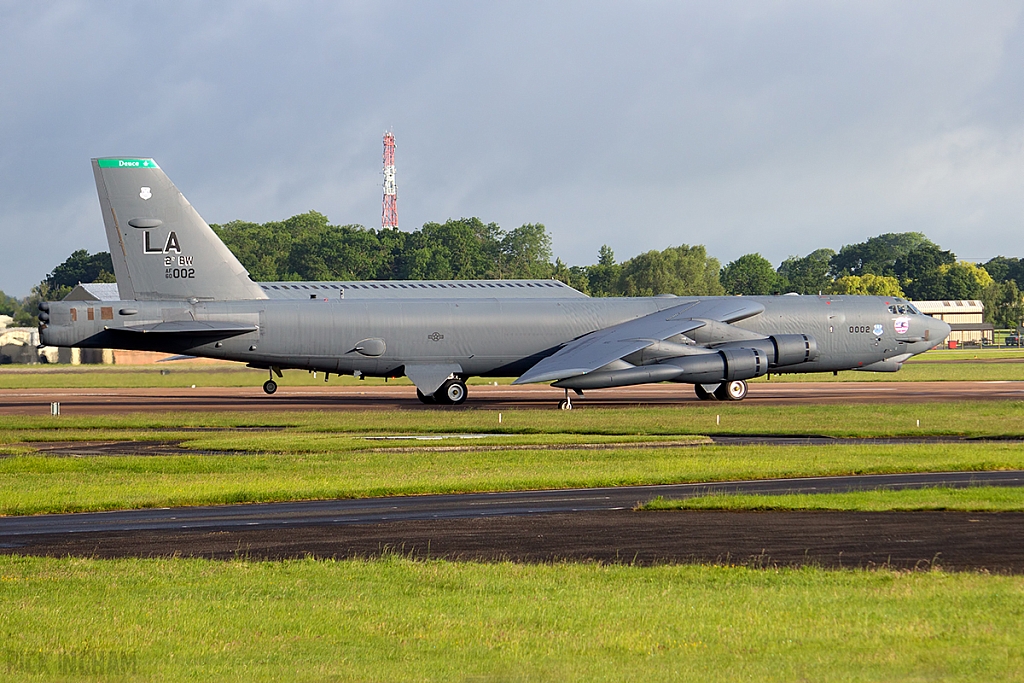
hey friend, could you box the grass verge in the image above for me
[0,555,1021,682]
[2,400,1024,439]
[3,442,1024,515]
[642,486,1024,512]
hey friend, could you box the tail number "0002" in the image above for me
[166,268,196,279]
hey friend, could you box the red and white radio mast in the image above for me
[382,131,398,230]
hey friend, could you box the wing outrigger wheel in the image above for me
[557,388,574,410]
[714,380,748,401]
[263,379,277,395]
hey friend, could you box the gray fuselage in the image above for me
[39,293,948,378]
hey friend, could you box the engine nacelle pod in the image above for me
[771,334,817,366]
[664,347,768,384]
[714,334,817,368]
[720,347,768,381]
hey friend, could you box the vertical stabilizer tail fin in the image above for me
[92,158,267,301]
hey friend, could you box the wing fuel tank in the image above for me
[553,364,686,390]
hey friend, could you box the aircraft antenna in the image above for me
[382,131,398,230]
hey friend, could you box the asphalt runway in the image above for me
[3,471,1024,571]
[2,380,1024,415]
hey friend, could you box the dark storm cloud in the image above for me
[1,1,1022,295]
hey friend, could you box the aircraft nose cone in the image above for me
[930,317,951,348]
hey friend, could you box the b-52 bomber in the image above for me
[38,158,950,408]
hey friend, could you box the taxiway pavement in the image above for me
[1,380,1023,415]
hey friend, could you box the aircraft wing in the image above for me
[110,321,258,335]
[513,298,765,385]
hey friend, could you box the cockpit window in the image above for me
[888,304,914,315]
[906,303,920,315]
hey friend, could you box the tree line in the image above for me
[4,214,1023,328]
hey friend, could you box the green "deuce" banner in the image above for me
[96,159,159,169]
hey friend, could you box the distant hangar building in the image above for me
[914,300,992,347]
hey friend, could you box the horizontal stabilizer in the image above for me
[111,321,257,336]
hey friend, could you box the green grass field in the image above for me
[3,402,1024,513]
[643,486,1024,512]
[1,401,1023,514]
[3,441,1024,515]
[1,555,1021,682]
[2,391,1024,678]
[3,399,1024,439]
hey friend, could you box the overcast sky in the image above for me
[1,1,1023,296]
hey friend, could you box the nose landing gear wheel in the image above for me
[435,379,468,405]
[263,379,278,395]
[714,380,748,401]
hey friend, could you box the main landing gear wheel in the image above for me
[714,380,748,401]
[263,379,278,395]
[435,379,468,405]
[694,384,717,401]
[416,389,436,404]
